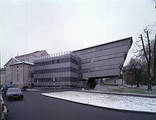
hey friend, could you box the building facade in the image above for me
[1,50,49,88]
[8,62,33,88]
[32,37,132,88]
[1,37,132,88]
[33,52,84,88]
[73,37,132,79]
[0,68,6,85]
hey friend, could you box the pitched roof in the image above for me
[15,50,48,59]
[10,61,34,66]
[4,57,21,67]
[4,50,48,67]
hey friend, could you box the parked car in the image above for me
[6,88,24,101]
[0,94,8,120]
[1,84,16,98]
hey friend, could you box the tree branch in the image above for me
[140,34,149,63]
[146,30,151,68]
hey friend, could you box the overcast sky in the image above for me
[0,0,156,67]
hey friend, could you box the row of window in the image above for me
[34,67,79,74]
[34,77,79,82]
[34,85,71,87]
[34,57,80,66]
[81,52,124,64]
[82,64,119,73]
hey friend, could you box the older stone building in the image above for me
[0,68,6,85]
[1,50,49,88]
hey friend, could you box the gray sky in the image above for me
[0,0,156,67]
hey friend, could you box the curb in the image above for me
[24,89,40,92]
[81,90,156,98]
[42,93,156,115]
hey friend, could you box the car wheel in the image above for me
[21,96,24,100]
[6,97,9,101]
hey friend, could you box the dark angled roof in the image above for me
[73,37,132,52]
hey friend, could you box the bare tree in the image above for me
[123,58,144,87]
[153,0,156,83]
[154,0,156,8]
[154,35,156,82]
[139,29,156,91]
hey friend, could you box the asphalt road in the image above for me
[5,91,156,120]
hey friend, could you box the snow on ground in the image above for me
[26,89,40,92]
[42,91,156,113]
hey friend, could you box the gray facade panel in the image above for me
[81,57,124,69]
[81,52,125,64]
[74,38,131,55]
[74,37,132,79]
[82,64,120,73]
[76,45,128,59]
[83,69,120,78]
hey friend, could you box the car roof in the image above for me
[7,88,20,90]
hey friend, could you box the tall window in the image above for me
[57,59,60,63]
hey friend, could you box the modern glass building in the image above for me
[32,52,84,88]
[32,37,132,88]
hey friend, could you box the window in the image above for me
[57,59,60,63]
[52,60,54,64]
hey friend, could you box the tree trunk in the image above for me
[154,35,156,82]
[136,81,140,87]
[135,69,139,87]
[148,77,152,91]
[146,31,152,91]
[140,33,152,91]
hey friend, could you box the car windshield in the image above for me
[7,88,21,92]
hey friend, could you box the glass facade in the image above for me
[33,53,82,88]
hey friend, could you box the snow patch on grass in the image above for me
[42,91,156,113]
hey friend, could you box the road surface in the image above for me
[5,91,156,120]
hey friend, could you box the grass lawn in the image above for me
[111,87,156,95]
